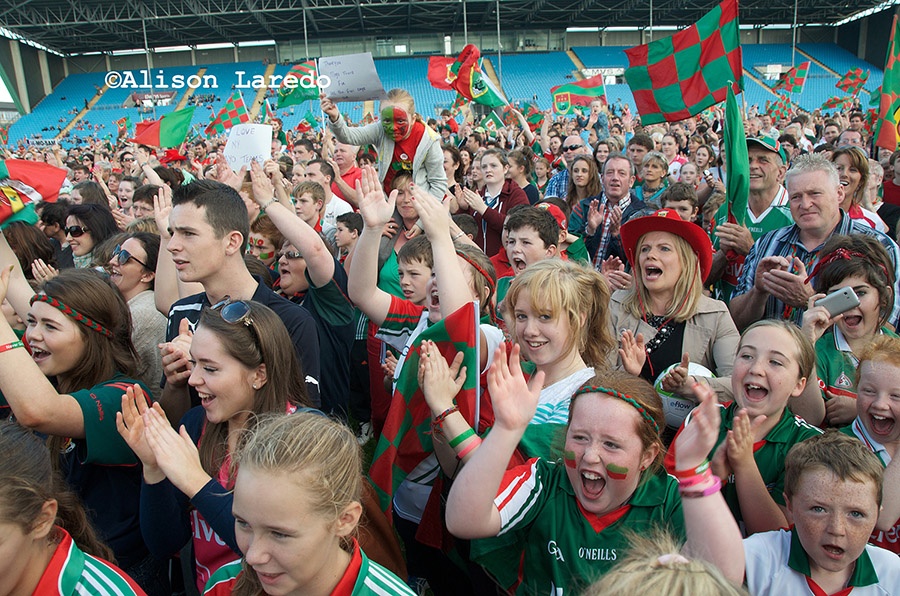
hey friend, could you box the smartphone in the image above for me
[814,286,860,318]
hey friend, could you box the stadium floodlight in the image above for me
[834,0,900,26]
[196,43,235,50]
[236,40,276,47]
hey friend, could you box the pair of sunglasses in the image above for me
[111,244,150,269]
[211,297,261,350]
[65,225,89,238]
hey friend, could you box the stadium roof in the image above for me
[0,0,890,56]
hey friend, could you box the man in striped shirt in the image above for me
[730,154,900,331]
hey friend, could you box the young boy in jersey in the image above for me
[744,431,900,595]
[659,182,700,224]
[666,320,823,536]
[840,335,900,555]
[334,211,363,264]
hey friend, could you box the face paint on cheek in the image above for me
[606,463,629,480]
[564,450,577,468]
[382,107,411,140]
[258,250,275,261]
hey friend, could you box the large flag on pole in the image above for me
[836,68,870,95]
[447,45,508,108]
[205,92,250,136]
[724,85,749,227]
[875,15,900,152]
[277,60,319,108]
[772,61,810,94]
[624,0,742,125]
[427,57,456,91]
[128,106,195,148]
[550,74,607,115]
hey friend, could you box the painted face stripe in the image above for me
[606,463,629,480]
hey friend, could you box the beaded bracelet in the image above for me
[0,340,24,354]
[430,405,459,436]
[448,428,476,448]
[671,459,710,480]
[260,197,279,212]
[679,475,723,499]
[677,467,712,490]
[456,437,483,460]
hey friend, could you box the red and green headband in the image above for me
[30,294,114,339]
[573,384,660,435]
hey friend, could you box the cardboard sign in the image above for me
[317,52,386,102]
[223,124,272,168]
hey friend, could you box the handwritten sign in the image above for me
[317,53,386,102]
[223,124,272,169]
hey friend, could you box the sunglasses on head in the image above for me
[111,244,150,269]
[211,297,262,349]
[65,225,89,238]
[563,144,583,152]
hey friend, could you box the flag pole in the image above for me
[462,0,469,46]
[303,8,310,60]
[142,20,157,120]
[495,0,503,85]
[649,0,654,43]
[791,0,798,67]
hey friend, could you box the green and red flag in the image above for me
[871,86,882,107]
[501,106,519,127]
[115,116,131,138]
[822,96,854,111]
[480,112,505,135]
[447,44,507,108]
[0,160,67,226]
[865,108,879,137]
[876,15,900,151]
[369,302,485,527]
[128,106,195,148]
[525,103,544,131]
[836,68,870,95]
[427,56,456,91]
[624,0,742,125]
[772,62,810,94]
[550,73,607,115]
[449,93,468,116]
[260,99,275,124]
[0,125,8,146]
[205,92,250,136]
[277,60,319,108]
[295,110,318,133]
[724,84,750,227]
[766,94,792,121]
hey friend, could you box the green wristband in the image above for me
[449,428,476,449]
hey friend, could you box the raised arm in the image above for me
[347,165,396,327]
[250,161,334,287]
[446,343,545,539]
[0,231,35,318]
[675,381,745,584]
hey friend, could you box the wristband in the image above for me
[679,475,722,499]
[430,405,459,436]
[677,467,712,489]
[0,340,24,354]
[671,459,710,479]
[456,436,482,460]
[448,428,476,449]
[260,197,278,212]
[452,232,465,241]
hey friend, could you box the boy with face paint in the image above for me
[322,89,447,200]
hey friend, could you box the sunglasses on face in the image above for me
[65,225,89,238]
[280,250,303,260]
[111,244,150,269]
[563,144,583,152]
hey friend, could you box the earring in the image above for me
[252,383,259,390]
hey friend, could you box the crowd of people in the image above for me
[1,84,900,596]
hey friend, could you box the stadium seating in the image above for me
[6,43,886,147]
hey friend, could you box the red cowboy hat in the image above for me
[619,209,713,281]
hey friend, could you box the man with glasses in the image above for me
[544,134,589,201]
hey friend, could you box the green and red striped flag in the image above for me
[550,73,607,115]
[822,96,854,111]
[623,0,742,125]
[448,45,507,108]
[205,92,250,136]
[0,160,67,226]
[773,61,810,94]
[836,68,870,95]
[277,60,319,108]
[0,125,8,146]
[876,15,900,151]
[128,106,195,148]
[369,302,485,523]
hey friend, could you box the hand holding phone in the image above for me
[814,286,860,318]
